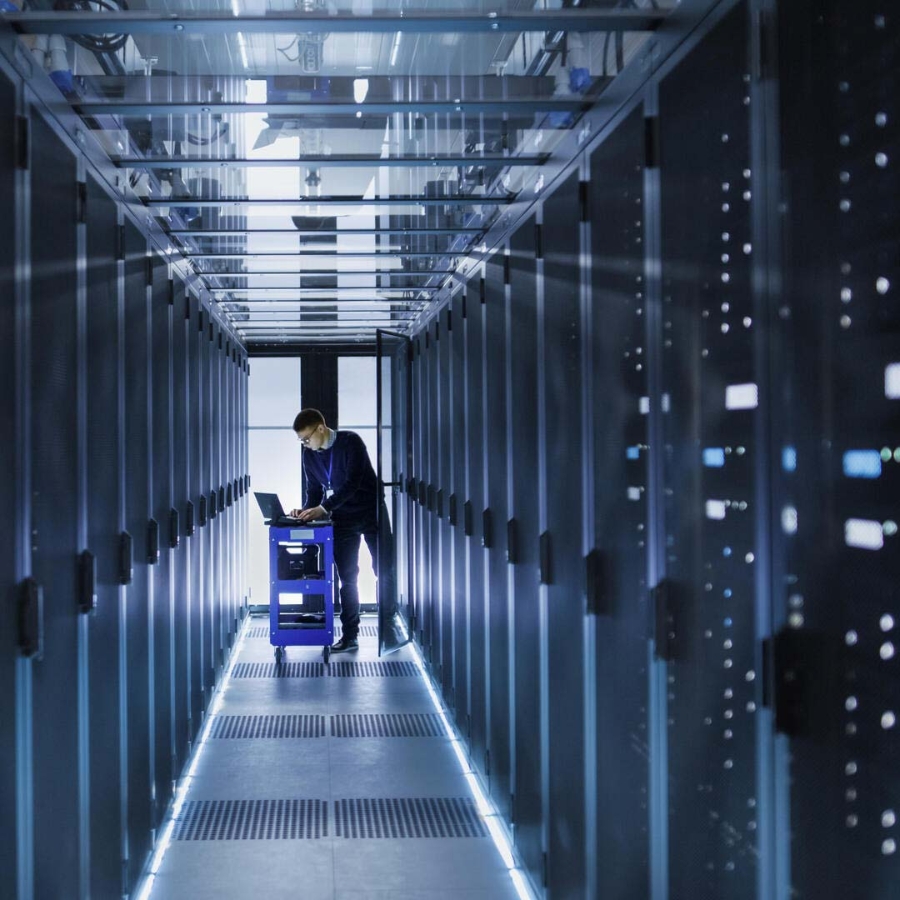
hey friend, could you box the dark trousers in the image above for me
[332,505,394,641]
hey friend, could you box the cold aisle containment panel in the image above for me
[1,1,899,899]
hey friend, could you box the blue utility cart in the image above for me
[268,522,335,664]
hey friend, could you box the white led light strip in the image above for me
[133,616,254,900]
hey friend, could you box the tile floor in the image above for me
[148,616,525,900]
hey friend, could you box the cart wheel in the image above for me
[323,645,331,665]
[274,646,284,665]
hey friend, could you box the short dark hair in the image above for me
[293,408,326,433]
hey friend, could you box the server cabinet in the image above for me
[171,279,191,765]
[658,6,759,898]
[508,218,542,884]
[150,255,174,824]
[777,3,900,898]
[464,277,488,779]
[484,255,511,824]
[541,174,587,897]
[410,337,424,646]
[426,323,440,666]
[85,173,125,900]
[0,67,16,897]
[438,310,454,703]
[200,318,217,691]
[207,324,221,680]
[28,113,81,900]
[450,290,469,742]
[0,68,18,894]
[589,106,652,898]
[187,300,206,739]
[123,219,153,890]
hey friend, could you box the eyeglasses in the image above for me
[296,426,319,446]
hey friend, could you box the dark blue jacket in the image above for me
[302,430,378,524]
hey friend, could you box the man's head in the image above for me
[293,408,329,450]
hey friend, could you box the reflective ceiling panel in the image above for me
[6,0,677,347]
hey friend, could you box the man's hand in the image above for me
[296,505,327,523]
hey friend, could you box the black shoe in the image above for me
[331,636,358,653]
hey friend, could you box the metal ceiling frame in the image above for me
[191,270,458,276]
[117,155,549,169]
[5,10,668,36]
[144,196,513,207]
[167,228,484,236]
[77,99,588,115]
[0,4,673,349]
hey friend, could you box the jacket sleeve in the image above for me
[321,434,367,513]
[302,450,325,508]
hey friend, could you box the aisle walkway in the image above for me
[147,617,524,900]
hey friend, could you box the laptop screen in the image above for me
[253,491,288,522]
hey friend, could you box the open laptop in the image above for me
[254,492,331,527]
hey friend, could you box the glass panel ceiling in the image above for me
[6,0,678,345]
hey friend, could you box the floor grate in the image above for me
[335,624,378,638]
[173,799,328,840]
[231,662,325,679]
[331,714,444,737]
[329,661,418,678]
[334,798,488,839]
[211,715,326,739]
[247,626,269,639]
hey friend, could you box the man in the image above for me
[290,408,393,653]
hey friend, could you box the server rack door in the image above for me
[391,348,411,628]
[464,278,488,779]
[426,324,440,667]
[0,69,17,893]
[211,326,223,672]
[123,219,153,889]
[542,174,586,896]
[451,290,469,742]
[658,6,758,899]
[201,320,217,690]
[588,106,651,898]
[508,218,542,883]
[484,255,511,824]
[187,300,205,739]
[171,279,190,767]
[438,309,454,703]
[150,255,174,821]
[224,344,235,643]
[778,4,900,897]
[410,338,423,645]
[85,173,125,900]
[28,113,81,900]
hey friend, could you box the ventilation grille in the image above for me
[329,661,418,678]
[231,662,325,679]
[211,715,326,739]
[335,624,378,638]
[173,799,327,840]
[247,626,269,639]
[331,714,444,737]
[334,798,488,839]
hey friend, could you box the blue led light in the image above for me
[723,589,733,598]
[843,450,882,479]
[782,447,797,472]
[627,446,641,460]
[703,447,726,467]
